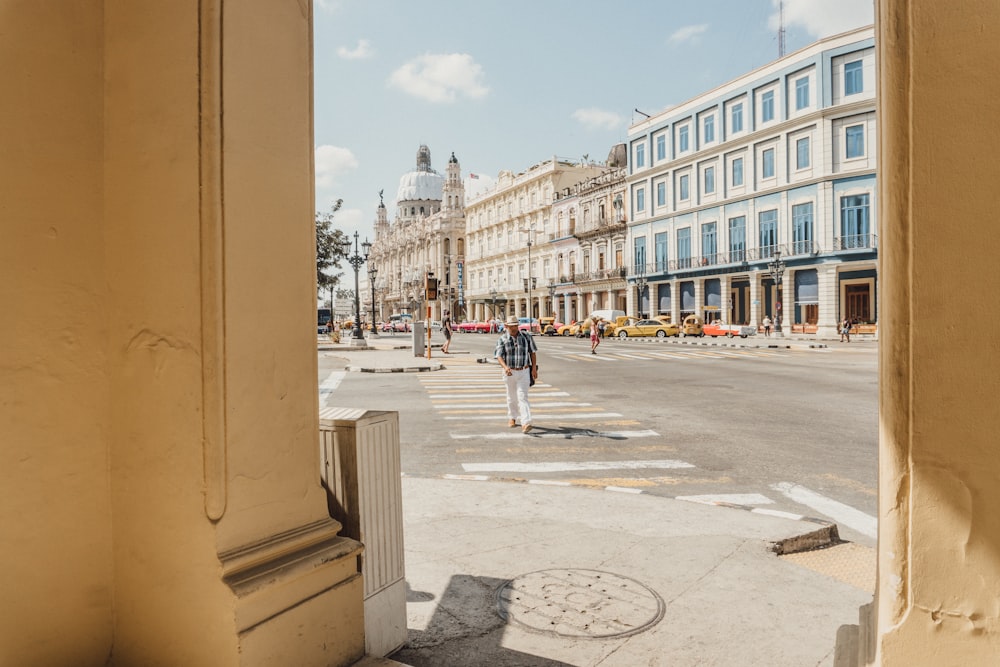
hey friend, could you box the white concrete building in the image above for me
[463,157,610,323]
[368,146,467,322]
[626,26,877,338]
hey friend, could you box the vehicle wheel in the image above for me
[656,330,666,338]
[726,332,734,338]
[562,330,570,336]
[618,330,628,339]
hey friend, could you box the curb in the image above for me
[346,364,443,373]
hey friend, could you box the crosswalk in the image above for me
[419,361,876,543]
[543,345,784,363]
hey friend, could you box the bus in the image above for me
[318,307,332,333]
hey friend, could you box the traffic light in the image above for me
[426,273,438,300]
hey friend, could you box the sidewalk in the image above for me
[322,335,875,666]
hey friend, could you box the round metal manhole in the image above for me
[495,568,665,639]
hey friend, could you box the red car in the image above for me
[457,320,492,334]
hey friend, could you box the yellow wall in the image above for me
[1,2,363,665]
[0,2,114,665]
[875,0,1000,662]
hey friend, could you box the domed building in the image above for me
[369,146,467,322]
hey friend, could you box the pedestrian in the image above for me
[762,315,772,337]
[441,310,453,353]
[590,317,602,354]
[494,315,538,433]
[841,317,852,343]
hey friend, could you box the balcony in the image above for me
[574,267,627,284]
[833,234,878,251]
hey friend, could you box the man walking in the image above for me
[590,317,602,354]
[494,315,538,433]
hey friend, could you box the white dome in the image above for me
[396,169,444,203]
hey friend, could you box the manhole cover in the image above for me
[495,568,664,639]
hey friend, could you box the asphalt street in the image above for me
[319,332,878,546]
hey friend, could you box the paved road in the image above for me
[319,333,878,546]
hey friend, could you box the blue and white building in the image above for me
[625,26,877,338]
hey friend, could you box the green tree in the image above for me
[316,199,348,298]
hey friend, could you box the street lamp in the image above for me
[521,223,537,319]
[340,231,370,342]
[634,274,648,319]
[368,264,379,336]
[767,248,786,338]
[547,279,556,319]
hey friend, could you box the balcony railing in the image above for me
[833,234,877,251]
[574,267,627,283]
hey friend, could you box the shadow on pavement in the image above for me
[391,574,574,667]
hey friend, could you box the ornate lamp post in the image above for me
[368,264,379,336]
[634,274,648,319]
[767,248,786,338]
[339,231,370,342]
[547,279,556,319]
[521,223,537,320]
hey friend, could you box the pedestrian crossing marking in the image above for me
[434,401,590,410]
[450,429,660,441]
[461,459,695,473]
[444,412,623,420]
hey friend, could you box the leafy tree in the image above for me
[316,199,348,298]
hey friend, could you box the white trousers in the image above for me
[503,368,532,426]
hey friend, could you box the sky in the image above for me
[313,0,874,244]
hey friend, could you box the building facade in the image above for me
[626,27,877,337]
[463,158,610,323]
[548,144,630,324]
[369,146,466,322]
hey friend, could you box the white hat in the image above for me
[504,316,520,327]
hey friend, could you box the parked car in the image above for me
[457,320,492,333]
[702,320,757,338]
[539,317,564,335]
[615,319,681,338]
[556,320,577,336]
[518,317,541,334]
[600,316,636,338]
[680,315,704,337]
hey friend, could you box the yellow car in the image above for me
[614,318,680,338]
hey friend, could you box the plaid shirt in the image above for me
[494,330,537,368]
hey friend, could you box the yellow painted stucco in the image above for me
[1,2,363,665]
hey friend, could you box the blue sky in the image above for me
[314,0,873,243]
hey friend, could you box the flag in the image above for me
[469,173,479,179]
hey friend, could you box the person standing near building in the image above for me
[494,315,538,433]
[841,317,852,343]
[762,315,772,337]
[441,310,453,353]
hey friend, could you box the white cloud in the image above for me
[315,0,339,13]
[571,108,623,132]
[669,24,709,45]
[315,145,358,189]
[388,53,489,103]
[771,0,873,38]
[337,39,373,60]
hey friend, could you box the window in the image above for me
[795,77,809,110]
[732,157,744,186]
[656,181,666,206]
[655,232,668,272]
[704,166,715,194]
[701,222,718,265]
[679,126,689,152]
[840,194,871,248]
[759,209,778,257]
[704,115,715,143]
[846,124,865,158]
[796,137,810,169]
[732,103,743,132]
[677,228,692,269]
[656,135,666,161]
[792,202,814,254]
[728,216,746,262]
[634,236,647,269]
[636,143,645,168]
[762,148,775,179]
[845,60,863,95]
[679,174,690,201]
[635,187,646,213]
[762,90,774,122]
